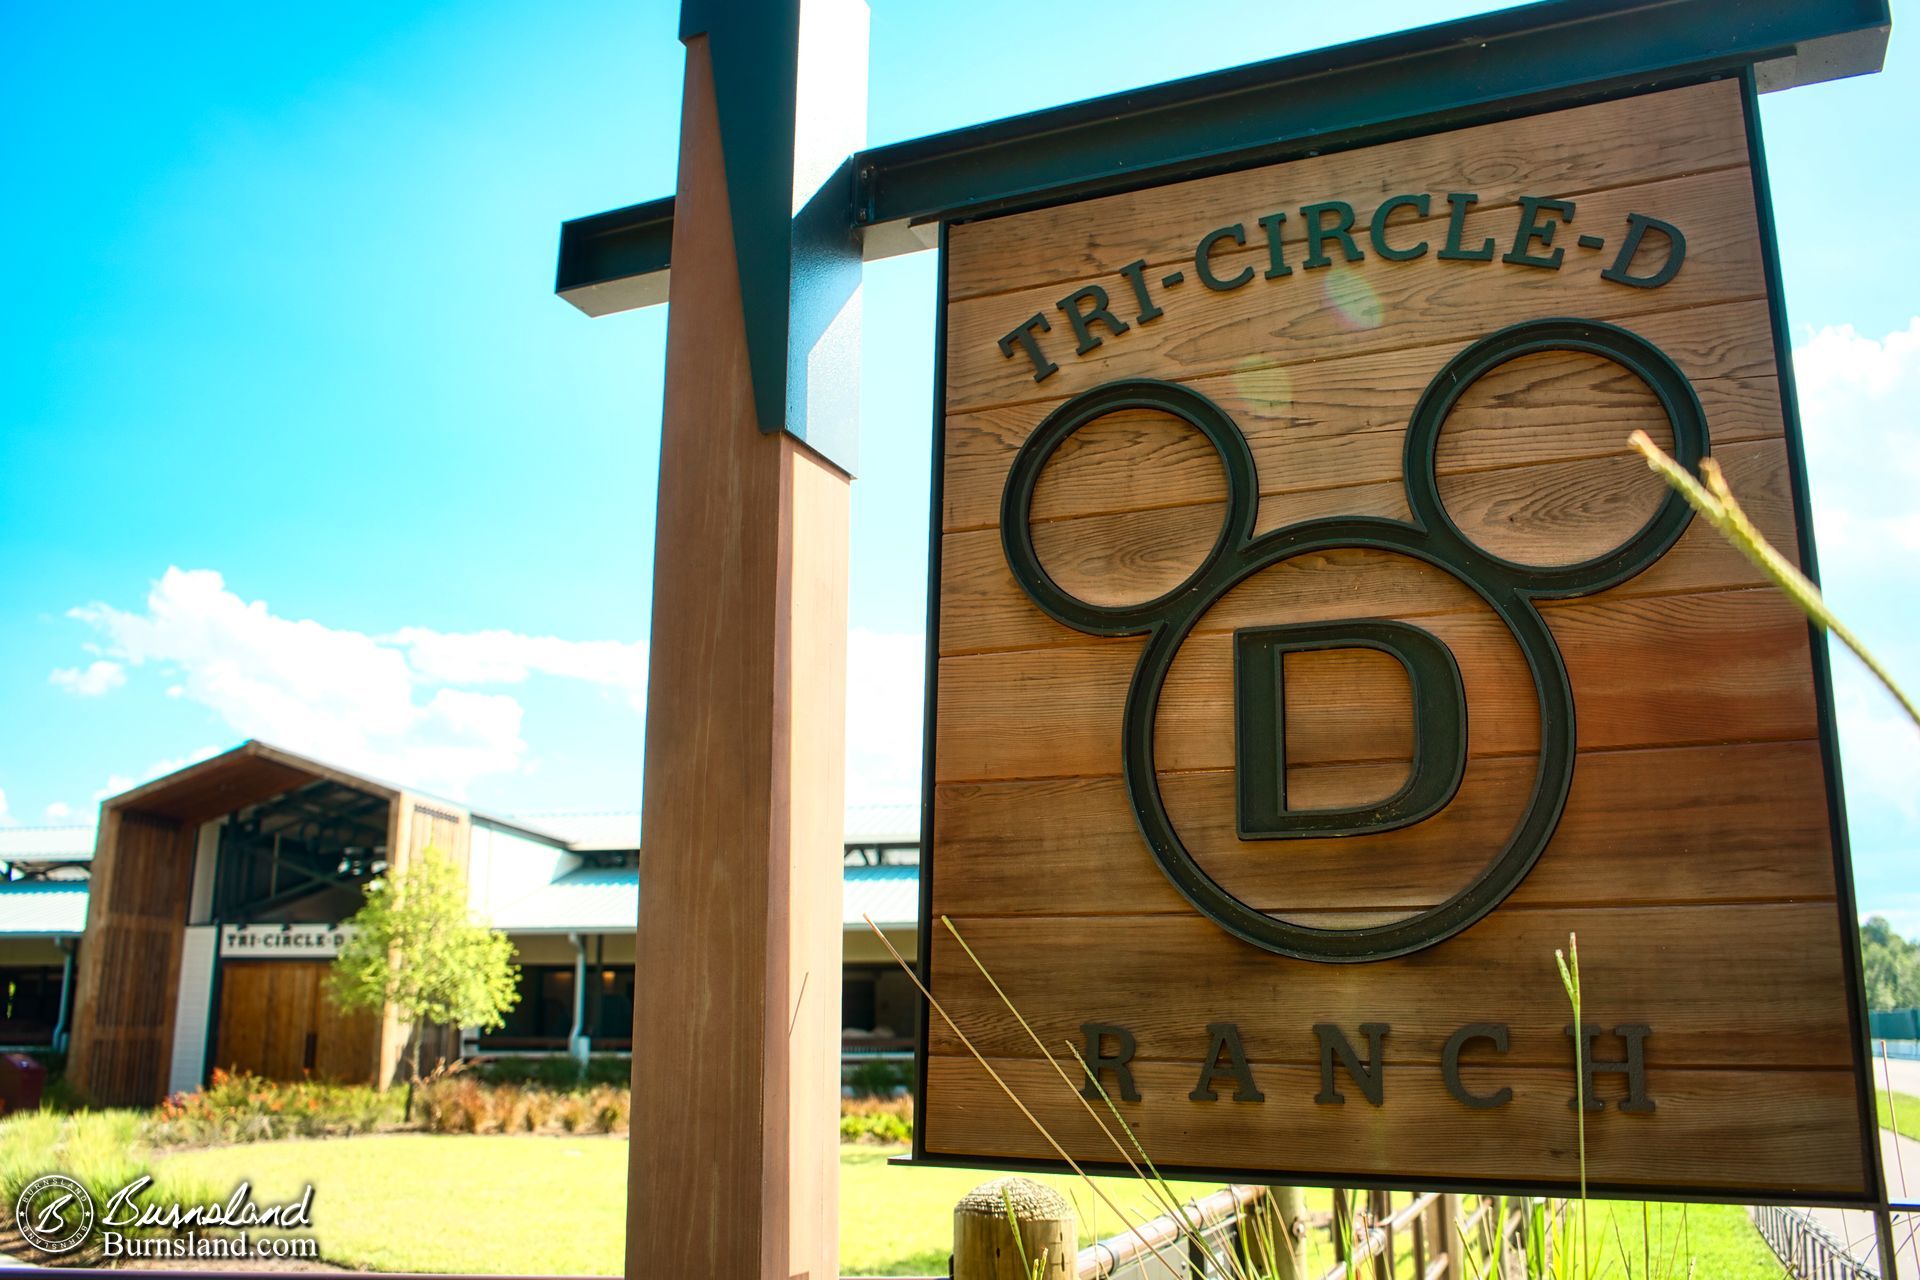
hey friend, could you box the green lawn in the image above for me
[158,1136,1227,1275]
[160,1134,622,1273]
[1566,1201,1787,1279]
[1878,1089,1920,1142]
[153,1136,1782,1277]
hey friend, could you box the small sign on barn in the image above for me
[219,924,353,959]
[916,75,1880,1205]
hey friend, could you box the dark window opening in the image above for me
[479,964,634,1050]
[212,781,389,923]
[841,963,913,1053]
[0,966,65,1045]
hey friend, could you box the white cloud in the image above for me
[44,802,72,821]
[391,628,646,711]
[845,628,924,808]
[1796,317,1920,402]
[62,568,646,800]
[49,660,127,697]
[1832,659,1920,821]
[1793,318,1920,563]
[0,787,11,827]
[92,745,222,802]
[1790,319,1920,814]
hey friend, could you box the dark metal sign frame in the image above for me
[556,0,1886,477]
[907,67,1888,1210]
[556,0,1887,313]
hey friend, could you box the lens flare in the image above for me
[1323,269,1384,330]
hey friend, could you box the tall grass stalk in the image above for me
[860,917,1167,1269]
[1629,430,1919,727]
[999,1184,1047,1280]
[1880,1051,1911,1201]
[1555,934,1589,1277]
[938,915,1249,1280]
[0,1110,223,1251]
[1633,430,1916,1276]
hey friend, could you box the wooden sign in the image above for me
[917,76,1880,1204]
[219,924,352,959]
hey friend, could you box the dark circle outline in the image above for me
[1401,318,1710,597]
[999,379,1257,636]
[998,317,1710,962]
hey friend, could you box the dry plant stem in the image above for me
[1065,1043,1256,1280]
[999,1185,1041,1280]
[1629,430,1920,728]
[937,915,1247,1280]
[940,917,1166,1193]
[935,918,1246,1280]
[1882,1051,1912,1198]
[1556,934,1589,1277]
[861,916,1164,1268]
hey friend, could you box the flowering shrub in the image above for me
[839,1095,912,1145]
[145,1068,400,1147]
[414,1078,630,1135]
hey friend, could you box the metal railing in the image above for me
[1075,1186,1470,1280]
[1078,1185,1267,1279]
[1751,1204,1878,1279]
[1334,1190,1454,1280]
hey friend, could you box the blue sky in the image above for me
[2,2,1915,927]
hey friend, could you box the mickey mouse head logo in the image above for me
[1000,317,1709,962]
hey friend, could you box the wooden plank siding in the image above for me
[68,743,409,1104]
[214,961,381,1084]
[920,78,1875,1200]
[67,810,197,1105]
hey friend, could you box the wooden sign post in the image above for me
[625,4,865,1279]
[556,0,1893,1272]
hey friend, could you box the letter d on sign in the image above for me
[1234,620,1467,838]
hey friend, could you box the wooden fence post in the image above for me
[954,1178,1076,1280]
[1263,1185,1310,1280]
[1370,1190,1393,1280]
[1440,1193,1464,1280]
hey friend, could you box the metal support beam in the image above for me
[556,0,1886,321]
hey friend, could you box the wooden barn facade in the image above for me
[38,740,919,1106]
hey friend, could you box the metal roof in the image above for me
[0,863,919,936]
[509,811,642,852]
[843,865,918,929]
[508,806,920,852]
[844,804,918,845]
[0,826,96,863]
[477,862,919,933]
[0,882,89,936]
[4,808,918,866]
[97,739,572,845]
[483,867,643,933]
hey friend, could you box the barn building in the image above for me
[0,741,919,1106]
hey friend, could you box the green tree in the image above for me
[1861,916,1920,1012]
[329,848,520,1105]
